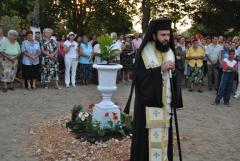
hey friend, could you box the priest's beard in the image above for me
[155,39,170,52]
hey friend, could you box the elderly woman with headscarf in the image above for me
[40,28,61,89]
[0,30,21,92]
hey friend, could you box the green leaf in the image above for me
[118,128,126,136]
[97,34,121,64]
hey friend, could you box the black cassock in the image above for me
[129,53,183,161]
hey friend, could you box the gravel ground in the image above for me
[0,82,239,161]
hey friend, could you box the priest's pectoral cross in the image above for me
[153,110,161,118]
[153,131,160,139]
[153,152,161,159]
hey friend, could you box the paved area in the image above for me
[0,83,239,161]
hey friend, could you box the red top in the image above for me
[222,58,237,72]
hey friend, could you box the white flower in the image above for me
[78,112,83,118]
[81,116,85,121]
[84,112,89,117]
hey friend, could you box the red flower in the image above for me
[104,112,109,117]
[88,104,95,110]
[112,113,118,121]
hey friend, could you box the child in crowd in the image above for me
[212,49,238,106]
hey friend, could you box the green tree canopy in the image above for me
[134,0,193,33]
[190,0,240,35]
[0,16,22,35]
[39,0,134,35]
[0,0,35,27]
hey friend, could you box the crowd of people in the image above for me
[174,34,240,106]
[0,27,240,105]
[0,27,142,91]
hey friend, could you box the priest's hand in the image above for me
[161,61,175,72]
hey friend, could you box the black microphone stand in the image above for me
[169,70,183,161]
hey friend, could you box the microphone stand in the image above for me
[169,70,183,161]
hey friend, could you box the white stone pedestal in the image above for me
[92,64,122,128]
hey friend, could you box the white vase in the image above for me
[92,63,123,128]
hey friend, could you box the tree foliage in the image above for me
[39,0,134,35]
[0,16,22,35]
[2,0,239,36]
[134,0,194,33]
[151,0,191,29]
[0,0,35,27]
[190,0,240,35]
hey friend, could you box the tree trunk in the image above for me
[33,0,40,26]
[141,0,151,33]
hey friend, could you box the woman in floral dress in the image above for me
[120,35,134,82]
[40,28,61,89]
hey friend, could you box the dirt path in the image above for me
[0,83,239,161]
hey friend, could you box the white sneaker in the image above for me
[72,84,76,87]
[234,94,239,98]
[66,84,70,88]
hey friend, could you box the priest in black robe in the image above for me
[125,18,183,161]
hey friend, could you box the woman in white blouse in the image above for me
[64,32,79,87]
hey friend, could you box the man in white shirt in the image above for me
[132,32,142,55]
[0,27,6,47]
[50,29,57,43]
[64,32,79,87]
[206,36,222,90]
[234,47,240,98]
[177,37,186,52]
[218,36,224,50]
[110,32,123,62]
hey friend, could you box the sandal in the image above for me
[54,86,62,90]
[44,83,48,89]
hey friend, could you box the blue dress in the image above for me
[79,42,93,80]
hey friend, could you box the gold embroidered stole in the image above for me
[142,42,175,161]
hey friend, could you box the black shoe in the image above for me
[209,88,212,91]
[2,88,8,92]
[188,89,193,92]
[224,102,231,107]
[198,90,202,93]
[8,87,15,91]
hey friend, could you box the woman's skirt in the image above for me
[22,64,40,80]
[41,57,59,83]
[188,65,204,84]
[57,54,65,79]
[120,54,133,72]
[0,56,18,82]
[79,63,92,80]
